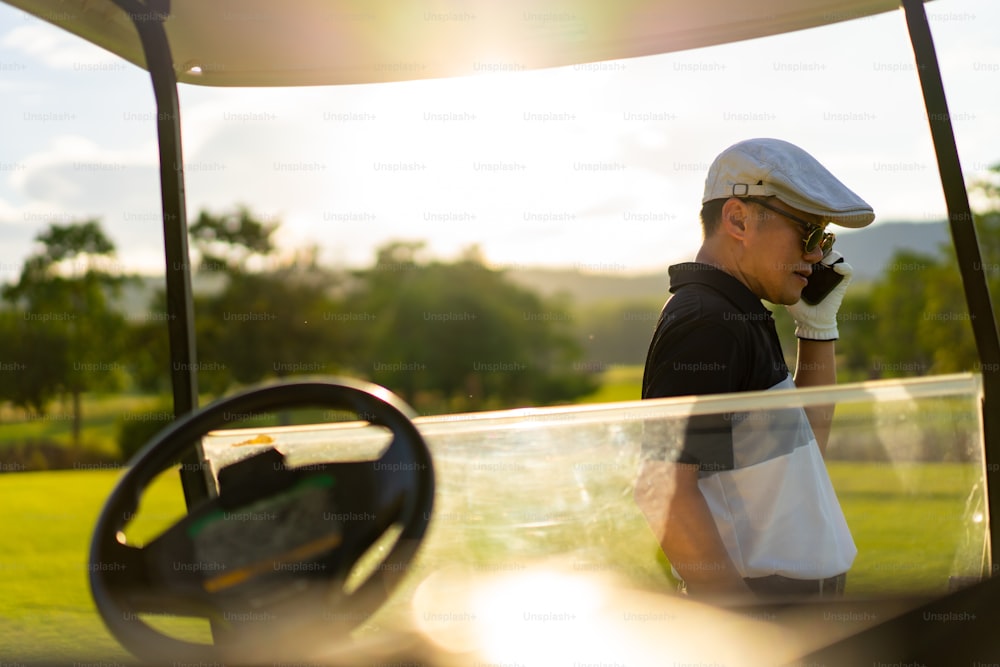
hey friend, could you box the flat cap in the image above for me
[703,138,875,228]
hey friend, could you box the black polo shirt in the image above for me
[642,262,789,469]
[639,262,857,579]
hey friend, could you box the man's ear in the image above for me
[719,198,750,242]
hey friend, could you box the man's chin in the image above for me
[787,283,808,305]
[772,290,802,306]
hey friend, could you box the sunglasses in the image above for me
[745,198,835,256]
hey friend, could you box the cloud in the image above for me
[2,135,166,275]
[0,219,38,281]
[2,22,123,70]
[11,135,156,205]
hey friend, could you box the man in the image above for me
[635,137,873,601]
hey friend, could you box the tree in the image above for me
[928,164,1000,373]
[835,287,880,381]
[1,220,128,449]
[835,163,1000,380]
[573,298,666,371]
[197,256,341,394]
[123,288,174,394]
[346,242,596,413]
[0,310,69,415]
[185,208,343,394]
[869,249,945,377]
[189,205,278,273]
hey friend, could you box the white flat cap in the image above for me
[702,138,875,228]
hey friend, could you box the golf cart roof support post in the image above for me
[112,0,211,508]
[903,0,1000,573]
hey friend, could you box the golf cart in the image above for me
[2,0,998,664]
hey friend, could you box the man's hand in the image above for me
[634,460,752,602]
[789,252,849,453]
[786,251,853,340]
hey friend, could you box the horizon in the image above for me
[8,217,947,288]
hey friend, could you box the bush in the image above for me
[117,404,176,462]
[0,439,120,472]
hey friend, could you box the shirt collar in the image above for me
[668,262,771,316]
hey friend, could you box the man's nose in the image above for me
[803,243,825,263]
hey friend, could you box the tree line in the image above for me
[832,168,999,382]
[0,209,598,454]
[1,165,997,458]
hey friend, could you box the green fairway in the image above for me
[578,364,644,404]
[0,367,644,471]
[0,469,127,661]
[0,459,986,661]
[828,461,987,596]
[0,468,194,662]
[0,394,168,459]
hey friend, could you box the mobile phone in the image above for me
[801,259,844,305]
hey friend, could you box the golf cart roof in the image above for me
[4,0,903,86]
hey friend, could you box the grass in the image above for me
[0,393,168,461]
[828,461,987,596]
[0,364,639,468]
[0,366,643,465]
[0,468,195,662]
[0,459,986,661]
[578,364,644,403]
[0,469,128,661]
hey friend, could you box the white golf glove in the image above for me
[785,250,853,341]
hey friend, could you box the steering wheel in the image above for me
[89,378,434,663]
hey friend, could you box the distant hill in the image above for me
[111,220,953,317]
[503,267,669,306]
[833,220,951,281]
[505,220,952,304]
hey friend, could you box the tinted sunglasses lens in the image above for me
[804,228,835,255]
[814,232,835,256]
[804,229,822,252]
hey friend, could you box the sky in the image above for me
[1,0,999,282]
